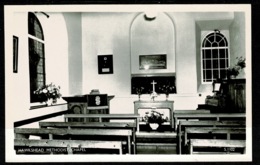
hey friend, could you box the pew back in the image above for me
[189,139,246,154]
[39,121,137,154]
[184,127,246,148]
[14,139,123,154]
[177,120,245,154]
[14,128,133,154]
[173,113,246,131]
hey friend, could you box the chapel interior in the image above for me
[6,6,248,157]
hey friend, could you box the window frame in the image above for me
[28,12,46,103]
[201,30,230,84]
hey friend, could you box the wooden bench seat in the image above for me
[183,127,246,154]
[173,113,245,131]
[64,114,140,122]
[189,139,246,154]
[14,139,123,154]
[39,121,136,129]
[39,121,137,154]
[178,120,245,154]
[173,109,211,114]
[14,128,133,154]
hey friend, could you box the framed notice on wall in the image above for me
[98,55,113,74]
[139,54,166,70]
[13,35,19,73]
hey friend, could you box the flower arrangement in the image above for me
[134,86,144,99]
[142,110,168,124]
[159,83,175,97]
[34,83,61,104]
[227,56,246,77]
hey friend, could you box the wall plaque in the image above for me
[139,54,166,70]
[98,55,113,74]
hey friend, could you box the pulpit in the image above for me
[62,94,114,122]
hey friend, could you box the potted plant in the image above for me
[34,83,62,105]
[227,56,246,78]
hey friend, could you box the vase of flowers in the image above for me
[159,84,175,100]
[34,83,62,106]
[227,56,246,79]
[142,109,167,130]
[134,86,144,100]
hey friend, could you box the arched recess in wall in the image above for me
[130,12,176,75]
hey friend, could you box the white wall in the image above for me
[131,12,175,74]
[6,11,247,126]
[5,12,69,129]
[78,11,242,113]
[63,13,83,95]
[230,12,246,79]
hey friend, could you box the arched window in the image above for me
[201,30,229,83]
[28,12,46,103]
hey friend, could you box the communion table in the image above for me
[134,100,174,130]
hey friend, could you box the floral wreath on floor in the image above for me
[34,83,62,104]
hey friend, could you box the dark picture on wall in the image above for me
[13,35,19,73]
[98,55,113,74]
[139,54,166,70]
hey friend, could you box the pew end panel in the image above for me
[189,139,246,155]
[14,139,123,155]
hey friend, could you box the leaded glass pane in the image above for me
[219,49,226,58]
[220,69,227,79]
[28,12,45,103]
[205,70,212,80]
[213,60,219,68]
[219,59,226,68]
[204,50,211,59]
[205,60,211,69]
[213,70,219,79]
[28,12,44,40]
[212,49,218,58]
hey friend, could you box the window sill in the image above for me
[30,103,67,110]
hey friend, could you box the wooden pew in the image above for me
[189,139,246,154]
[63,114,140,129]
[173,112,245,131]
[183,127,245,154]
[39,121,135,129]
[172,110,210,131]
[174,109,211,114]
[177,120,245,154]
[14,128,132,154]
[15,139,123,154]
[39,121,137,154]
